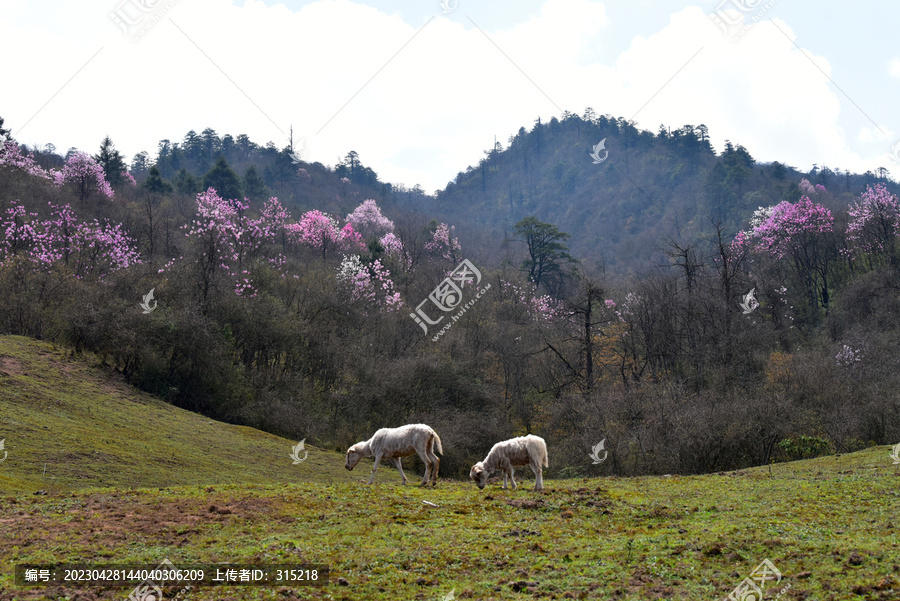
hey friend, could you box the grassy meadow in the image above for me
[0,336,898,600]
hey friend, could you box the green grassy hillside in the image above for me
[1,336,898,600]
[0,335,356,494]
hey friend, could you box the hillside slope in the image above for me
[415,113,900,274]
[0,336,357,494]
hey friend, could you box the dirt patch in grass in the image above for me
[0,356,25,376]
[1,491,278,550]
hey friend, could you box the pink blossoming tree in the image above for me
[346,199,394,241]
[424,222,461,262]
[736,195,836,317]
[0,140,53,180]
[286,210,366,261]
[337,255,402,311]
[163,188,291,304]
[55,151,115,202]
[844,183,900,268]
[0,200,140,278]
[500,279,564,323]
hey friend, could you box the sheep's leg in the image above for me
[367,453,383,485]
[509,468,517,490]
[501,471,508,489]
[393,457,408,485]
[416,448,432,486]
[532,463,543,491]
[431,454,440,485]
[425,445,440,485]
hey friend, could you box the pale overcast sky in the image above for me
[3,0,899,194]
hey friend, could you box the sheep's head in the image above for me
[469,461,488,489]
[345,445,363,471]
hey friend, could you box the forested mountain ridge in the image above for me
[410,110,899,274]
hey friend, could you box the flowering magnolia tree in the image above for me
[844,184,900,267]
[337,254,402,311]
[346,199,394,240]
[500,279,564,323]
[0,200,140,278]
[735,195,835,317]
[161,188,291,302]
[286,210,366,261]
[1,139,125,204]
[54,151,115,201]
[425,222,461,262]
[379,232,404,257]
[750,197,833,259]
[0,140,53,180]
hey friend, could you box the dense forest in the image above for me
[0,111,898,480]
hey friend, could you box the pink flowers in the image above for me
[164,188,292,297]
[1,140,118,202]
[337,255,402,311]
[798,178,815,196]
[379,232,405,258]
[425,223,461,261]
[798,178,827,197]
[346,199,394,240]
[55,152,115,201]
[747,197,833,260]
[340,223,365,251]
[0,200,140,276]
[844,184,900,260]
[0,140,53,180]
[286,210,367,258]
[500,279,564,323]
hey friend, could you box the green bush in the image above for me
[777,435,831,461]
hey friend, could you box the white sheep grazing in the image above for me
[345,424,443,485]
[469,434,548,491]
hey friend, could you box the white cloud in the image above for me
[0,0,892,192]
[889,57,900,78]
[858,126,894,144]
